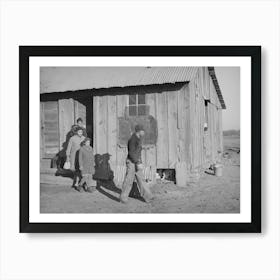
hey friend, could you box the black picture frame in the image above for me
[20,46,261,233]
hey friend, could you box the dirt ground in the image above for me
[40,136,240,213]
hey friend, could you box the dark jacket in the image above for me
[78,146,95,175]
[127,133,142,164]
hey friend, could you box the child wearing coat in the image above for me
[66,127,85,187]
[78,138,96,192]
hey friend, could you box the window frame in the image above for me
[128,93,147,116]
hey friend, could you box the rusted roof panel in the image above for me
[40,67,198,93]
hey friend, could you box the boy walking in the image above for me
[120,124,154,203]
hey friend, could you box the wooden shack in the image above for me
[40,67,226,184]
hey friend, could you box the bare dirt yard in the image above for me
[40,136,240,213]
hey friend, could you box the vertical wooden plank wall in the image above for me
[183,84,191,170]
[155,92,169,168]
[42,101,60,157]
[40,102,45,158]
[188,69,205,172]
[187,66,225,172]
[95,96,108,155]
[206,69,224,164]
[218,109,223,153]
[93,94,127,184]
[194,75,199,170]
[107,95,117,169]
[58,99,75,150]
[208,80,216,163]
[203,67,211,166]
[92,96,98,155]
[188,81,195,170]
[155,88,192,170]
[94,94,124,166]
[116,94,128,167]
[145,93,157,168]
[91,87,192,173]
[167,91,178,168]
[177,87,187,165]
[93,88,192,171]
[91,68,223,183]
[198,68,205,168]
[203,67,210,100]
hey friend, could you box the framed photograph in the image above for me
[20,46,261,233]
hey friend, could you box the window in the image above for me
[128,94,148,116]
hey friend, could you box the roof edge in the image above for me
[207,67,226,109]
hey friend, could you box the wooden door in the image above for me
[40,101,60,158]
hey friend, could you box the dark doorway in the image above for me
[74,96,93,141]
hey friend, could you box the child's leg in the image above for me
[88,174,96,188]
[79,175,87,188]
[84,174,94,192]
[73,172,79,187]
[91,178,97,187]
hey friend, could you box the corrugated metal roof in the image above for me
[40,66,225,109]
[40,67,198,93]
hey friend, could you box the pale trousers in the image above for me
[120,159,153,202]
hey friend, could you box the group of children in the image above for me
[65,118,96,192]
[65,118,154,203]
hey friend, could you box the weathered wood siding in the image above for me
[92,85,191,175]
[41,67,223,184]
[40,101,60,158]
[187,67,223,172]
[41,99,87,159]
[92,67,223,183]
[93,94,128,171]
[188,75,204,172]
[58,99,75,149]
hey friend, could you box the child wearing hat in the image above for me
[77,137,96,192]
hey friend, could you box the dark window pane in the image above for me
[129,106,137,116]
[138,105,146,116]
[138,94,146,104]
[129,95,136,105]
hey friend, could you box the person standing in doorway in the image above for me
[120,124,154,203]
[66,127,85,189]
[71,118,87,137]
